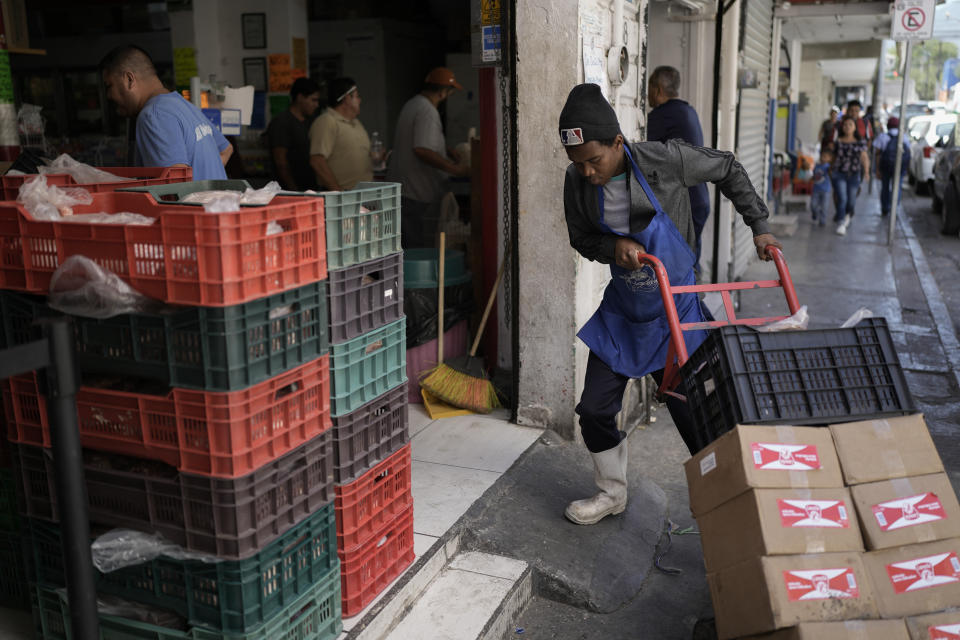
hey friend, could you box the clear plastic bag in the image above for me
[203,192,241,212]
[17,174,92,221]
[55,588,187,629]
[91,528,219,573]
[38,153,133,184]
[48,255,157,318]
[840,307,874,328]
[755,305,809,332]
[63,211,155,226]
[185,181,282,206]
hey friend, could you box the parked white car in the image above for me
[907,114,958,195]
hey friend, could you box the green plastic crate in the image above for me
[0,467,18,534]
[118,179,253,203]
[313,182,401,270]
[0,282,328,392]
[32,562,342,640]
[0,529,29,609]
[330,318,407,417]
[26,502,337,633]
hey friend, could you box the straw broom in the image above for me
[419,248,508,413]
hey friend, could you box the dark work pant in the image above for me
[401,197,441,248]
[575,351,701,456]
[880,172,903,215]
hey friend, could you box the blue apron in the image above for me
[577,146,708,379]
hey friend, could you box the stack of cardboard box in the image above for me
[686,415,960,640]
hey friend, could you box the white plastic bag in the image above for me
[203,192,241,213]
[38,153,133,184]
[91,528,219,573]
[48,255,156,318]
[64,211,155,226]
[755,305,809,332]
[184,181,282,206]
[840,307,874,328]
[17,174,92,220]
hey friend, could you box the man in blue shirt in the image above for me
[647,66,710,261]
[100,45,232,180]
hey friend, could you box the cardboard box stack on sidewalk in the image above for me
[689,415,960,640]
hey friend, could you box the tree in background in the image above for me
[910,39,960,100]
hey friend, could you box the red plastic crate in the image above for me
[0,190,326,306]
[0,166,193,200]
[3,356,332,477]
[339,504,414,618]
[335,443,412,552]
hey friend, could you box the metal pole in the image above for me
[43,318,100,639]
[889,40,912,246]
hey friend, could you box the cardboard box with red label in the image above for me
[739,619,910,640]
[708,551,878,639]
[863,538,960,618]
[905,611,960,640]
[829,415,943,486]
[698,487,864,572]
[851,473,960,550]
[686,425,844,518]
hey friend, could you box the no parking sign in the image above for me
[892,0,936,41]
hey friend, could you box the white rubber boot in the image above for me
[564,439,628,525]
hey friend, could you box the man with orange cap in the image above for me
[387,67,471,247]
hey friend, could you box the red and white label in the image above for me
[778,499,850,528]
[929,623,960,639]
[782,567,859,601]
[886,551,960,594]
[751,443,821,470]
[872,492,947,531]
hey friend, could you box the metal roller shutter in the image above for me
[732,0,774,279]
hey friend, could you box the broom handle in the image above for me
[437,232,445,363]
[469,248,509,357]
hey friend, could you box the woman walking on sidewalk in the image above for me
[831,116,870,236]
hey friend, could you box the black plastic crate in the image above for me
[680,318,916,450]
[328,252,403,344]
[331,383,409,484]
[12,429,335,559]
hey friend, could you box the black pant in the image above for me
[401,197,441,248]
[575,351,701,455]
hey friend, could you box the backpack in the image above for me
[880,136,910,176]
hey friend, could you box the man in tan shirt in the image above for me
[309,77,373,191]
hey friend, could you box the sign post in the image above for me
[888,0,935,246]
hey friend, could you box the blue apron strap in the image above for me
[623,145,666,218]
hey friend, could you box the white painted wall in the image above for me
[515,0,647,438]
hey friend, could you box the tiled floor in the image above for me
[0,403,543,639]
[339,402,543,634]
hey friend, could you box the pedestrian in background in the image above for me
[810,149,832,227]
[646,65,710,263]
[819,106,840,152]
[831,115,870,236]
[309,77,373,191]
[100,45,232,180]
[265,77,320,191]
[875,116,910,217]
[387,67,470,248]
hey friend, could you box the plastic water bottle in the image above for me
[370,131,386,171]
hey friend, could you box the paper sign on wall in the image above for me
[292,37,307,72]
[173,47,198,89]
[269,53,292,93]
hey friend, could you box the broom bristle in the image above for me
[420,363,501,414]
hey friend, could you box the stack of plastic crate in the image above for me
[322,183,416,618]
[0,180,345,639]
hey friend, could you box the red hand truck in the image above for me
[636,246,801,399]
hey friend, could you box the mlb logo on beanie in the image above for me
[560,128,585,146]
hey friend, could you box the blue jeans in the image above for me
[880,172,904,215]
[831,172,861,222]
[810,190,830,224]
